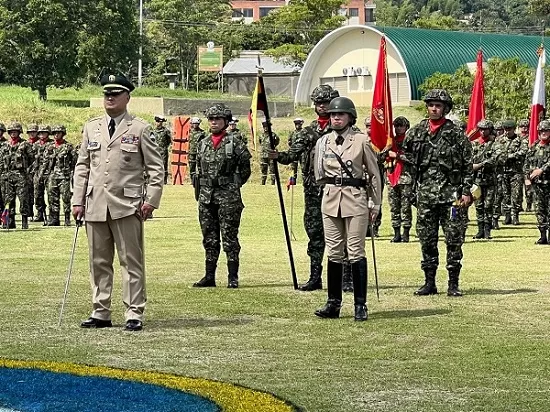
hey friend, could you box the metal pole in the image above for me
[58,220,82,326]
[290,184,296,240]
[138,0,143,87]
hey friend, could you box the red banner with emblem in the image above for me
[466,49,485,141]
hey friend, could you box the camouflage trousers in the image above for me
[416,202,466,273]
[47,175,72,214]
[525,183,534,209]
[475,184,496,226]
[27,173,34,216]
[502,172,523,215]
[304,185,325,266]
[160,149,169,185]
[260,157,276,184]
[34,174,48,213]
[199,199,244,264]
[388,183,413,228]
[533,184,550,229]
[3,172,30,216]
[493,173,504,219]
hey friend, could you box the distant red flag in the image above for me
[370,36,394,152]
[466,49,486,141]
[529,45,546,147]
[248,75,269,151]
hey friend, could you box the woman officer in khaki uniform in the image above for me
[313,97,381,321]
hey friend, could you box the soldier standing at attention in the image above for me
[313,97,381,321]
[2,122,33,229]
[34,125,53,224]
[0,123,7,220]
[259,120,280,185]
[44,125,75,226]
[491,121,506,229]
[26,124,39,221]
[228,116,247,144]
[153,115,171,185]
[270,85,339,291]
[501,119,528,225]
[518,119,534,212]
[524,120,550,244]
[188,117,205,184]
[192,104,251,289]
[72,74,164,331]
[287,118,304,180]
[401,89,473,297]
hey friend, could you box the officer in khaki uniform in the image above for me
[72,74,164,331]
[313,97,381,321]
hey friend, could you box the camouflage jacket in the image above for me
[196,132,251,204]
[27,138,40,174]
[278,119,332,187]
[259,131,280,158]
[471,137,502,186]
[153,126,172,152]
[524,141,550,185]
[188,128,206,178]
[230,128,248,144]
[40,141,76,179]
[33,139,53,176]
[502,134,528,174]
[385,134,412,185]
[0,138,34,175]
[401,119,473,205]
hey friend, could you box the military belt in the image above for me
[199,176,236,187]
[319,177,366,187]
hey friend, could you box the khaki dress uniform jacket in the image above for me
[72,112,164,322]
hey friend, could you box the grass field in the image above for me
[1,182,550,411]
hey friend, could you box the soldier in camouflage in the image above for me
[401,89,473,297]
[269,84,340,291]
[0,123,6,220]
[26,124,39,220]
[153,115,172,185]
[366,117,385,237]
[518,118,534,211]
[260,121,280,185]
[188,117,206,183]
[34,125,53,223]
[1,122,33,229]
[43,125,76,226]
[192,104,251,289]
[501,119,528,225]
[228,117,247,144]
[471,120,501,240]
[287,118,304,180]
[386,116,413,243]
[524,120,550,244]
[491,120,506,229]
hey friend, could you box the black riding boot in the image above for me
[314,260,342,318]
[193,261,217,287]
[342,261,353,292]
[414,269,438,295]
[227,261,239,288]
[473,222,484,239]
[64,212,71,226]
[299,263,323,291]
[390,226,402,243]
[21,215,28,230]
[536,228,548,245]
[447,269,463,297]
[352,258,368,321]
[402,226,411,243]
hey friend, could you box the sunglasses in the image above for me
[104,91,125,97]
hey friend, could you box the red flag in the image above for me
[529,45,546,147]
[248,75,269,151]
[466,50,486,141]
[370,36,394,153]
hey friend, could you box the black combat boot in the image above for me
[535,228,548,245]
[342,262,353,292]
[261,176,267,185]
[414,269,438,295]
[447,269,463,297]
[504,213,512,225]
[227,261,239,289]
[483,223,492,240]
[402,227,411,243]
[64,212,71,226]
[35,208,45,223]
[314,260,342,319]
[492,217,499,230]
[473,222,484,239]
[390,226,402,243]
[8,214,16,229]
[21,215,28,230]
[526,202,532,212]
[512,213,520,225]
[352,258,368,321]
[299,263,323,291]
[47,213,60,226]
[193,261,217,287]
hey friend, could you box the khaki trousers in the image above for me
[323,212,369,263]
[86,213,145,321]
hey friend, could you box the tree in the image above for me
[529,0,550,16]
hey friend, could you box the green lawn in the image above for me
[1,183,549,411]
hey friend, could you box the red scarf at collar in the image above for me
[392,133,406,153]
[211,131,226,149]
[9,137,20,145]
[28,137,38,144]
[428,118,447,135]
[317,117,330,131]
[540,139,550,146]
[55,139,65,148]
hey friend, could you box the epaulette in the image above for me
[87,115,103,123]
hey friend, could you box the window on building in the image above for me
[338,8,347,16]
[232,9,242,18]
[365,8,374,23]
[242,8,253,17]
[260,7,276,17]
[348,8,359,17]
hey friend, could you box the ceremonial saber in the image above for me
[58,219,82,326]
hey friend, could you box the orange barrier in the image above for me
[171,116,190,185]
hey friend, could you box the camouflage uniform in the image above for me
[401,89,473,297]
[287,119,304,179]
[524,120,550,244]
[26,123,39,219]
[491,123,506,229]
[43,125,76,226]
[188,121,205,182]
[0,124,6,216]
[153,124,172,185]
[193,104,252,288]
[259,126,280,185]
[34,125,53,223]
[518,119,534,211]
[1,122,33,229]
[501,121,528,225]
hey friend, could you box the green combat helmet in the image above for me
[477,119,494,129]
[502,119,517,129]
[38,124,51,134]
[454,119,467,132]
[27,123,39,133]
[51,124,67,135]
[423,89,454,114]
[518,119,530,128]
[537,119,550,131]
[327,96,357,125]
[494,121,503,130]
[0,123,6,132]
[7,121,23,133]
[310,84,339,103]
[204,103,232,121]
[393,116,410,128]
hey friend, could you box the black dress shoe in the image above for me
[80,317,112,328]
[125,319,143,331]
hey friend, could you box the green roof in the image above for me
[380,27,549,100]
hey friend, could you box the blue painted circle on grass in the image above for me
[0,368,219,412]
